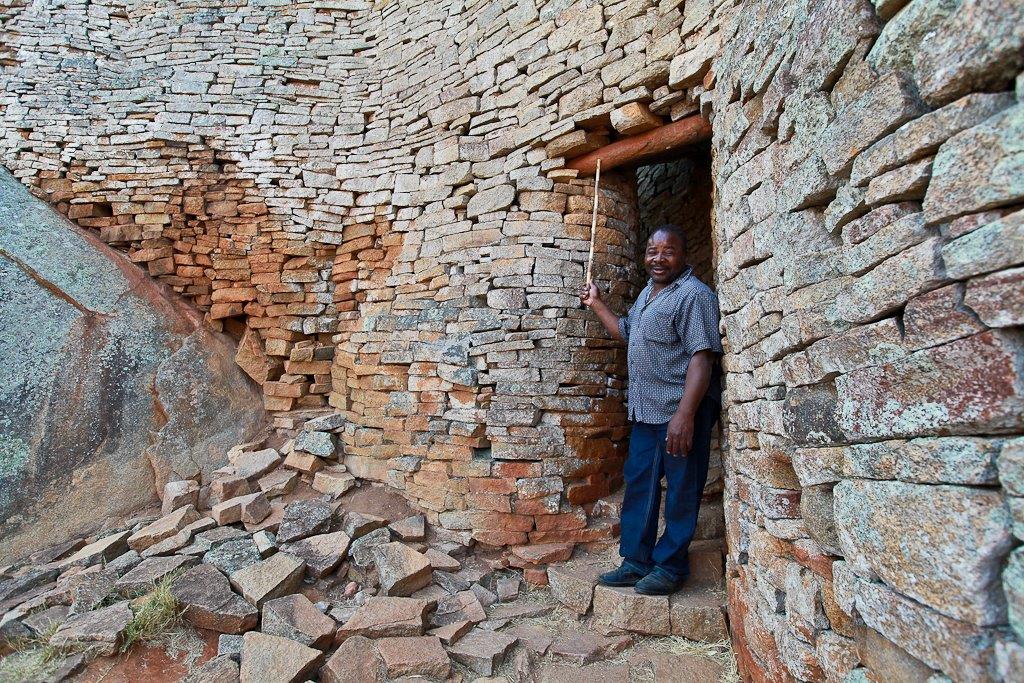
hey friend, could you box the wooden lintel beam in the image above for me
[566,114,712,176]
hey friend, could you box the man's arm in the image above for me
[579,282,625,342]
[666,350,714,457]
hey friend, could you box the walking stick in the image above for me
[585,158,601,286]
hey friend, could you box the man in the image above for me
[579,223,722,595]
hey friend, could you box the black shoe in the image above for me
[598,562,648,587]
[634,567,685,595]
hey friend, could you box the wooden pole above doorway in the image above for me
[566,114,712,176]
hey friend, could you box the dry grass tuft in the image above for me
[121,574,183,652]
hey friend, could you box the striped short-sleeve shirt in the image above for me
[617,267,723,424]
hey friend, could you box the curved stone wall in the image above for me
[2,0,1024,680]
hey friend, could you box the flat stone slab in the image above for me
[229,552,305,608]
[59,531,131,568]
[374,542,432,596]
[171,563,258,634]
[312,468,355,497]
[375,635,451,679]
[593,585,671,635]
[277,499,333,543]
[239,631,321,683]
[114,554,197,594]
[127,505,201,552]
[234,449,282,480]
[446,628,518,675]
[389,515,426,541]
[350,527,392,566]
[342,511,388,540]
[50,601,133,656]
[285,530,351,579]
[262,594,336,649]
[548,562,605,614]
[549,632,633,665]
[320,634,384,683]
[336,597,432,642]
[204,537,262,576]
[183,654,239,683]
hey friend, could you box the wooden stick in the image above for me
[585,158,601,285]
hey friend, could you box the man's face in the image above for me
[644,230,687,284]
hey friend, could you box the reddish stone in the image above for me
[524,567,549,586]
[509,543,574,567]
[374,636,451,679]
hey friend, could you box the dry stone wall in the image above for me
[2,0,1024,680]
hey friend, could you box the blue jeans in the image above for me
[619,396,719,579]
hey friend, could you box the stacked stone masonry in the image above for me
[2,0,1023,681]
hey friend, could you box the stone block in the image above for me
[836,480,1012,625]
[261,594,336,649]
[285,531,351,579]
[239,631,322,683]
[375,635,450,679]
[592,585,671,635]
[229,552,306,608]
[335,597,432,642]
[374,542,432,596]
[171,564,258,634]
[320,635,384,683]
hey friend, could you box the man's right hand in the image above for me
[579,281,600,307]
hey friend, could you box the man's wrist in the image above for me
[674,405,696,420]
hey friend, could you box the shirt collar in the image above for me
[645,265,694,289]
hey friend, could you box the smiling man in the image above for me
[579,223,723,595]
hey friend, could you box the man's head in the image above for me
[645,224,689,285]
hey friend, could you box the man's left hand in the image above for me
[666,409,694,457]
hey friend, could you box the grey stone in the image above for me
[867,0,959,75]
[350,527,392,567]
[790,0,881,91]
[49,601,133,656]
[171,564,258,634]
[342,511,388,540]
[846,437,1000,485]
[851,91,1014,187]
[799,484,842,556]
[924,105,1024,224]
[373,542,432,597]
[277,499,333,544]
[115,554,197,594]
[218,633,244,658]
[204,538,262,575]
[865,156,932,206]
[941,209,1024,280]
[467,184,515,218]
[234,449,282,481]
[835,480,1012,625]
[294,430,335,457]
[854,576,996,680]
[819,72,927,176]
[592,585,671,635]
[913,0,1024,106]
[261,594,336,649]
[1005,547,1024,641]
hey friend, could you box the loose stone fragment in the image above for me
[234,449,282,480]
[285,531,351,579]
[204,538,262,575]
[212,492,271,526]
[49,601,133,656]
[548,563,603,614]
[375,635,451,679]
[162,480,200,515]
[342,512,388,540]
[374,542,433,597]
[320,634,384,683]
[424,548,461,572]
[183,655,240,683]
[114,554,197,594]
[592,585,671,635]
[335,597,432,642]
[389,514,426,541]
[549,632,632,665]
[229,552,306,608]
[239,631,322,683]
[294,430,335,456]
[350,527,392,566]
[171,564,258,634]
[446,629,518,675]
[211,476,252,506]
[261,594,336,649]
[258,469,298,498]
[312,467,355,496]
[253,531,277,558]
[127,505,201,552]
[277,499,333,543]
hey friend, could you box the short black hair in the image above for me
[648,223,688,252]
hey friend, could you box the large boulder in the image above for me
[0,168,265,560]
